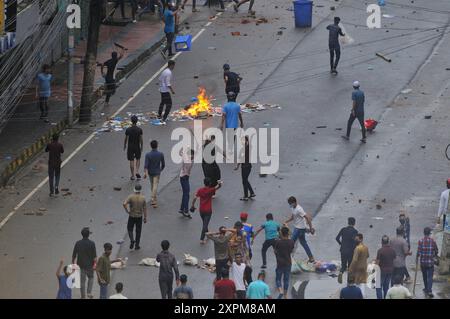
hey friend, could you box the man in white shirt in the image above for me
[109,282,128,299]
[437,178,450,230]
[385,276,412,299]
[158,60,176,124]
[283,196,315,263]
[230,253,247,299]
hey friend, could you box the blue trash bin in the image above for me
[293,0,313,28]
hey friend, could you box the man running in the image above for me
[124,115,143,180]
[191,178,223,244]
[326,17,345,74]
[284,196,315,263]
[123,184,147,250]
[223,64,242,99]
[144,140,165,208]
[335,217,358,284]
[253,213,281,269]
[101,48,124,106]
[161,3,178,59]
[342,81,366,143]
[45,133,64,197]
[158,60,176,124]
[233,0,255,15]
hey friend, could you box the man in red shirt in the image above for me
[191,178,222,244]
[214,269,236,299]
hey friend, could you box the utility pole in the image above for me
[79,0,104,124]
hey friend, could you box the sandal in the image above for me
[240,197,249,201]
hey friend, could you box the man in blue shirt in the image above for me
[36,64,53,122]
[340,275,363,299]
[246,271,271,299]
[161,3,178,59]
[221,92,243,155]
[253,213,281,269]
[342,81,366,143]
[144,140,165,208]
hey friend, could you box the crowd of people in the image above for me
[40,5,445,299]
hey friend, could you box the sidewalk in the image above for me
[0,3,182,186]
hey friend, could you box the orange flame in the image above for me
[182,87,212,117]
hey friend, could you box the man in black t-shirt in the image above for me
[223,64,242,99]
[45,133,64,197]
[124,115,144,180]
[326,17,345,74]
[335,217,358,284]
[273,227,295,299]
[102,48,124,105]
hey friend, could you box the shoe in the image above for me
[341,135,349,141]
[178,210,184,215]
[261,265,267,269]
[49,192,54,197]
[44,119,50,123]
[160,50,167,59]
[428,293,434,298]
[216,8,225,12]
[360,138,367,143]
[338,272,343,284]
[200,240,206,245]
[135,245,141,250]
[308,258,316,263]
[404,277,411,284]
[192,8,199,12]
[240,197,249,201]
[130,176,135,181]
[55,188,59,195]
[181,5,185,10]
[132,19,137,23]
[277,293,283,299]
[183,212,192,219]
[130,241,135,249]
[136,173,141,180]
[250,193,256,199]
[233,4,238,12]
[160,121,167,125]
[168,53,175,58]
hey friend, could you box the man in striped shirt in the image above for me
[416,227,438,298]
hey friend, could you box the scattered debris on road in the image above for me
[376,204,382,209]
[401,88,412,94]
[139,258,160,267]
[105,221,114,225]
[183,254,199,266]
[231,31,241,36]
[424,115,432,119]
[376,52,392,63]
[113,187,122,191]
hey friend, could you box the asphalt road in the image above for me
[0,0,449,299]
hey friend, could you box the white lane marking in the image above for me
[205,21,212,27]
[0,24,210,230]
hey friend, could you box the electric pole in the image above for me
[79,0,104,124]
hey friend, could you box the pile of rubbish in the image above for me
[291,258,340,274]
[183,254,216,273]
[97,112,156,133]
[240,102,281,113]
